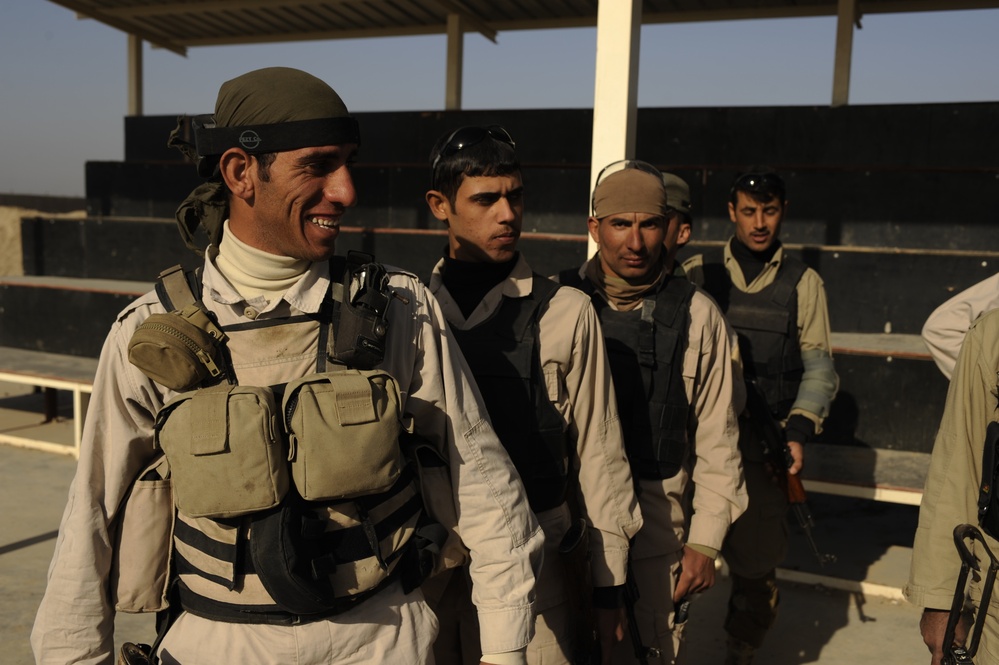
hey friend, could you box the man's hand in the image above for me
[919,607,968,665]
[786,440,804,475]
[595,606,626,665]
[673,546,715,602]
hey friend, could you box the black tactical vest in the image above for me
[562,270,694,480]
[450,275,570,513]
[689,248,807,420]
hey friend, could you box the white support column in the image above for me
[589,0,642,256]
[127,34,143,116]
[832,0,856,108]
[445,13,464,111]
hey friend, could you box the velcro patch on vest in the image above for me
[333,373,379,425]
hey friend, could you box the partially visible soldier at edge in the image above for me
[905,307,999,664]
[682,166,839,664]
[31,67,544,665]
[661,172,692,277]
[423,125,643,665]
[559,161,747,663]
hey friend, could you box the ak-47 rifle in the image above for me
[942,524,999,664]
[743,379,836,566]
[623,563,660,665]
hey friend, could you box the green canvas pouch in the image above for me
[128,304,227,391]
[284,369,403,501]
[154,383,288,518]
[110,454,174,613]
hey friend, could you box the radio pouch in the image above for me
[154,383,288,518]
[128,303,228,392]
[284,369,403,501]
[330,254,393,370]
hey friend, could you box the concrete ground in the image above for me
[1,383,934,664]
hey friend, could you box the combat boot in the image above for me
[724,636,756,665]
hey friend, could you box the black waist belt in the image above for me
[176,566,401,626]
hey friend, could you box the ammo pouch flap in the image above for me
[154,384,287,519]
[129,304,228,392]
[284,369,404,502]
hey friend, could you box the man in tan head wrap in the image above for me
[32,68,543,665]
[558,160,747,664]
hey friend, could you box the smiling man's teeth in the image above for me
[308,217,338,228]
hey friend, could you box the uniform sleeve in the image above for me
[791,269,839,429]
[31,310,162,665]
[685,292,748,552]
[556,291,643,588]
[396,279,544,656]
[905,311,999,610]
[922,273,999,381]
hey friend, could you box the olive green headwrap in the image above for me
[170,67,360,255]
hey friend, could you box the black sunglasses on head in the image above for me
[730,171,785,196]
[431,125,516,189]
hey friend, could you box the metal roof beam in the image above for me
[432,0,498,42]
[46,0,187,55]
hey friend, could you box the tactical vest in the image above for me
[688,248,807,420]
[131,256,432,625]
[449,275,570,513]
[561,270,693,480]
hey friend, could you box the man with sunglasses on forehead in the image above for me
[424,126,643,665]
[559,160,747,664]
[682,167,838,664]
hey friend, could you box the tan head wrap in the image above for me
[592,168,668,219]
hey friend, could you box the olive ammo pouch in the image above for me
[977,421,999,538]
[111,454,175,613]
[128,265,229,392]
[154,384,288,518]
[283,369,404,501]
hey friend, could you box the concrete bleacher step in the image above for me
[0,275,151,358]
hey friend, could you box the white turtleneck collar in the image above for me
[215,220,311,302]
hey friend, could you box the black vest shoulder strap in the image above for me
[769,254,808,309]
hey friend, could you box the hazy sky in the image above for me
[2,1,998,197]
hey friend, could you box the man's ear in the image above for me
[587,216,601,244]
[728,201,737,223]
[677,224,692,248]
[426,190,451,225]
[219,148,254,201]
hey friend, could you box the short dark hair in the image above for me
[254,152,277,182]
[729,166,785,206]
[429,126,520,204]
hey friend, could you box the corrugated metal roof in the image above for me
[47,0,999,56]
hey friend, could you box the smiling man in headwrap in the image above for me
[32,67,542,665]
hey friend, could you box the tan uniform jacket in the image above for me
[430,254,643,590]
[906,308,999,611]
[682,241,838,430]
[922,272,999,380]
[571,261,747,559]
[32,256,544,664]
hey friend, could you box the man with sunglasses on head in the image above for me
[423,126,643,665]
[682,167,838,664]
[559,161,747,664]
